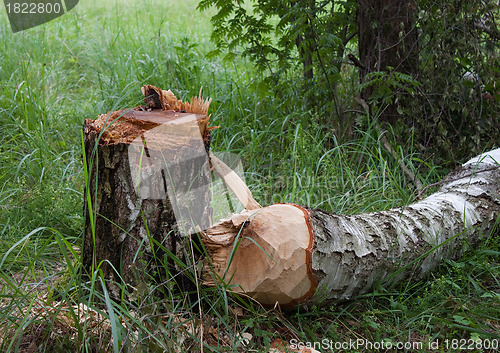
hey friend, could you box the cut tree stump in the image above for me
[202,149,500,307]
[82,85,213,299]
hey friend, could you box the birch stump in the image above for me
[202,149,500,307]
[83,85,212,299]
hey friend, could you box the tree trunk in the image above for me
[202,148,500,307]
[82,86,212,300]
[356,0,419,125]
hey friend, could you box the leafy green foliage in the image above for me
[198,0,358,119]
[401,0,500,163]
[358,70,422,106]
[201,0,499,163]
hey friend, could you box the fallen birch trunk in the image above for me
[202,149,500,307]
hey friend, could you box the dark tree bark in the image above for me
[82,86,212,300]
[356,0,419,125]
[296,32,314,81]
[291,0,315,85]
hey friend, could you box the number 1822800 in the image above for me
[5,2,62,14]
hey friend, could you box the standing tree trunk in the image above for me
[356,0,419,125]
[82,86,212,300]
[202,148,500,307]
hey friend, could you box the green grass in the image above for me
[0,0,499,351]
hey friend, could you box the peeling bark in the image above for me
[202,149,500,307]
